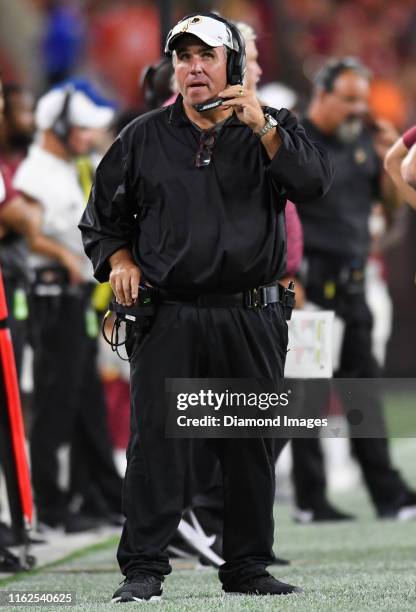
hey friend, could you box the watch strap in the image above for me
[255,114,278,139]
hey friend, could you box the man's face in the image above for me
[319,70,369,136]
[6,91,35,147]
[67,126,96,155]
[173,35,227,105]
[244,39,262,92]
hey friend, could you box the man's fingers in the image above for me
[114,276,126,305]
[122,275,133,305]
[131,275,140,301]
[110,272,141,305]
[218,86,245,98]
[109,260,142,305]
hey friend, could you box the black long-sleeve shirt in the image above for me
[79,95,332,294]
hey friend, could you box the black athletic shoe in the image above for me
[0,547,36,572]
[294,502,356,523]
[223,572,303,596]
[111,573,163,603]
[378,491,416,521]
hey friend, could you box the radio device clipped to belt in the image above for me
[102,286,157,361]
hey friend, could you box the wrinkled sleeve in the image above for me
[79,137,136,282]
[266,108,333,204]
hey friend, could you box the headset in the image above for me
[51,86,74,144]
[314,57,371,92]
[165,13,246,112]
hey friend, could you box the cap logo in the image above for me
[180,15,202,32]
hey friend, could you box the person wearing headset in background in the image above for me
[13,80,122,534]
[291,58,416,524]
[80,13,332,602]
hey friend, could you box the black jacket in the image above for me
[79,95,332,294]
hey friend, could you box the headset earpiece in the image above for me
[51,87,73,143]
[224,21,246,86]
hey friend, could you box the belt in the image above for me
[158,283,285,309]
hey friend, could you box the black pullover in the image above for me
[80,95,332,294]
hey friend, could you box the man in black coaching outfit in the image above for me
[80,13,332,602]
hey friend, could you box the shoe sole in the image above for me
[397,506,416,521]
[111,595,161,603]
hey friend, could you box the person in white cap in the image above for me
[80,12,332,601]
[13,80,121,534]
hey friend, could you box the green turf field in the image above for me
[1,438,415,611]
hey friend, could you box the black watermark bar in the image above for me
[164,378,416,438]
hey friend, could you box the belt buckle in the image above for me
[246,287,267,309]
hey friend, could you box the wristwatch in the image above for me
[255,113,278,139]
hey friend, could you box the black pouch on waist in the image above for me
[283,281,296,320]
[109,286,157,329]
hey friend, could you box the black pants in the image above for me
[117,301,288,585]
[29,287,121,523]
[292,264,408,513]
[69,334,122,517]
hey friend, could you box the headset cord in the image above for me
[101,310,141,361]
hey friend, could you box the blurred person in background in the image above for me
[0,82,37,373]
[292,57,416,523]
[383,126,416,375]
[141,57,175,112]
[13,80,122,534]
[385,126,416,210]
[0,75,40,549]
[42,0,85,86]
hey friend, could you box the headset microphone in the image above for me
[194,98,224,112]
